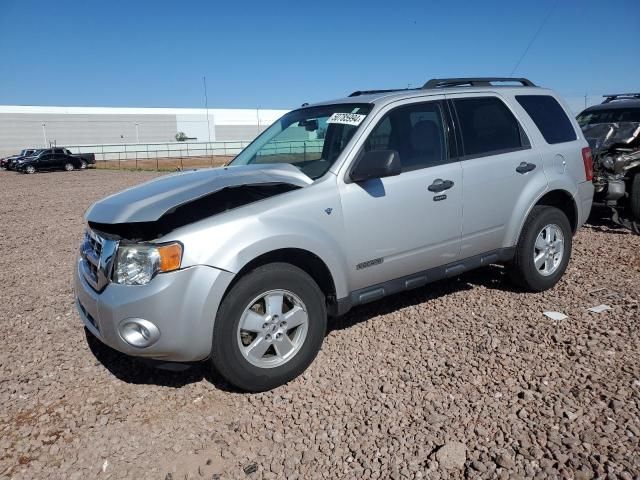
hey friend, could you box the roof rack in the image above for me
[348,89,407,97]
[423,77,536,89]
[602,93,640,103]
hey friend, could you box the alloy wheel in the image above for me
[237,289,309,368]
[533,223,564,276]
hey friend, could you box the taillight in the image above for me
[582,147,593,181]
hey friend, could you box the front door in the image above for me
[339,98,463,291]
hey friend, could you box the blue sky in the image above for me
[1,0,638,110]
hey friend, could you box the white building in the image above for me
[0,105,289,156]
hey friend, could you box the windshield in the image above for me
[230,103,372,179]
[577,107,640,127]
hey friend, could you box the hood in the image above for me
[85,163,313,224]
[582,122,640,153]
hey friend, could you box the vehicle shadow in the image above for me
[327,263,521,333]
[84,328,236,392]
[86,263,521,391]
[584,204,634,235]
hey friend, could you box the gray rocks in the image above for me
[0,172,639,479]
[495,453,515,469]
[434,442,467,469]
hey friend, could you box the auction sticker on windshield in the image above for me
[327,113,366,126]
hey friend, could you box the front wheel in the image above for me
[24,165,36,174]
[507,206,572,292]
[211,263,327,392]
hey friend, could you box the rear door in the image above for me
[338,97,463,291]
[37,153,55,170]
[52,149,66,169]
[448,94,547,257]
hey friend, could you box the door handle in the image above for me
[516,162,536,174]
[428,178,454,192]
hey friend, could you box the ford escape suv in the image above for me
[75,77,594,391]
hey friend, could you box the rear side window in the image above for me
[453,97,526,158]
[516,95,577,144]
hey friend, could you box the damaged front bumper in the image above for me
[74,258,235,362]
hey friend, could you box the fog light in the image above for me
[119,318,160,348]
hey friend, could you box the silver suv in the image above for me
[75,77,594,391]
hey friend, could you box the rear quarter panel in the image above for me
[501,90,589,245]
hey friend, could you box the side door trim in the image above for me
[334,246,516,315]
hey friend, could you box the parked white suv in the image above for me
[75,77,594,391]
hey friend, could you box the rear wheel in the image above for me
[79,160,87,170]
[508,206,572,292]
[211,263,326,392]
[64,162,74,171]
[630,172,640,221]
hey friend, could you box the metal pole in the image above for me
[135,123,140,143]
[42,123,47,147]
[584,93,587,109]
[256,107,261,135]
[203,76,212,144]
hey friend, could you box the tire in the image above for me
[79,160,87,170]
[508,206,572,292]
[64,162,74,171]
[211,263,327,392]
[630,172,640,221]
[24,165,36,174]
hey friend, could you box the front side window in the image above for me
[516,95,577,144]
[230,104,371,180]
[453,97,526,158]
[363,101,448,172]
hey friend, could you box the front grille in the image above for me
[80,229,118,292]
[87,232,103,257]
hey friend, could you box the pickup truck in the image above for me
[13,148,95,173]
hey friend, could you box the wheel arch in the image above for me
[512,188,578,243]
[534,189,578,233]
[222,248,339,315]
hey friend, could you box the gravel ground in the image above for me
[0,169,639,480]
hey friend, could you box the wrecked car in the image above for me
[75,77,593,391]
[577,93,640,233]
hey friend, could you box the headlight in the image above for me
[113,242,182,285]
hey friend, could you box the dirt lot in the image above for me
[94,155,232,171]
[0,169,639,479]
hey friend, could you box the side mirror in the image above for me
[350,150,401,183]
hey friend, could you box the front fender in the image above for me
[169,189,350,298]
